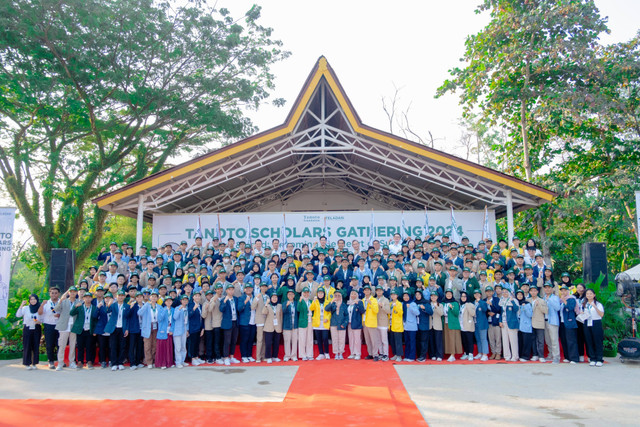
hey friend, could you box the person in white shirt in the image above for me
[17,294,42,370]
[38,286,61,369]
[582,288,605,366]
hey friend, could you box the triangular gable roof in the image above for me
[94,57,555,219]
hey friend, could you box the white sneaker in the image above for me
[461,354,468,360]
[563,359,570,363]
[579,356,585,362]
[147,364,154,369]
[26,365,32,370]
[266,358,272,364]
[248,357,256,362]
[56,365,63,371]
[531,356,539,361]
[283,357,289,362]
[230,357,240,364]
[480,355,489,361]
[431,357,436,361]
[241,357,249,363]
[474,354,482,360]
[447,355,456,362]
[354,355,361,360]
[570,361,577,364]
[224,358,230,366]
[69,362,77,369]
[274,358,281,362]
[316,354,325,360]
[519,358,528,362]
[216,359,224,365]
[160,366,167,370]
[118,365,125,370]
[292,357,298,362]
[137,364,144,368]
[436,357,442,361]
[589,361,596,366]
[130,365,137,370]
[539,358,546,363]
[111,366,118,371]
[177,364,184,369]
[403,358,414,362]
[183,362,190,367]
[595,361,603,367]
[324,353,330,359]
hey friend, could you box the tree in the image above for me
[0,0,289,274]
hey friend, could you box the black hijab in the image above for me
[443,290,456,304]
[29,294,41,314]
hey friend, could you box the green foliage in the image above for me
[0,265,44,346]
[0,0,289,274]
[588,274,629,351]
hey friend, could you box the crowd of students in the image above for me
[17,233,606,370]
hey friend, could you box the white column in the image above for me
[136,194,144,252]
[506,189,514,246]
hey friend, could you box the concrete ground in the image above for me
[1,356,639,425]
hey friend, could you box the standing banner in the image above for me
[0,207,16,318]
[153,210,496,250]
[450,207,463,244]
[636,191,640,257]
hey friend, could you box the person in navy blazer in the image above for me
[325,292,349,360]
[414,291,433,362]
[237,283,256,362]
[127,291,144,369]
[333,259,353,284]
[559,285,579,363]
[93,297,110,368]
[219,284,240,365]
[346,289,366,359]
[171,295,189,368]
[187,292,205,365]
[104,291,130,370]
[473,289,490,361]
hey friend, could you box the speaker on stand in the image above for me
[49,249,76,292]
[582,242,608,288]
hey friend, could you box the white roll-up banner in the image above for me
[0,207,16,318]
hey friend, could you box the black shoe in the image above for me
[417,357,426,362]
[101,362,107,369]
[207,359,213,364]
[382,355,389,361]
[373,356,380,361]
[365,355,374,360]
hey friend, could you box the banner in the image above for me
[0,207,16,318]
[153,210,496,250]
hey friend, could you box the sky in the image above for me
[3,0,640,245]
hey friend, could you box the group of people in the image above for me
[17,233,606,370]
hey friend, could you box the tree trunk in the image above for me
[535,212,552,267]
[520,101,533,181]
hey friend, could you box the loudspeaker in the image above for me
[618,338,640,359]
[49,249,76,292]
[582,242,608,288]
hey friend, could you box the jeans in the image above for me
[403,330,417,360]
[474,328,489,354]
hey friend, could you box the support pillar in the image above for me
[136,194,144,253]
[506,189,514,246]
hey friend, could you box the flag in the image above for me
[423,207,430,238]
[368,210,375,246]
[194,216,203,240]
[281,213,288,246]
[323,216,329,244]
[482,206,492,241]
[246,216,252,246]
[450,207,462,243]
[216,214,222,240]
[401,210,407,240]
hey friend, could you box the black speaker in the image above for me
[618,338,640,359]
[582,242,608,288]
[49,249,76,292]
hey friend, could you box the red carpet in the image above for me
[0,361,428,427]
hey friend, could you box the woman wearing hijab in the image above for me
[443,288,462,362]
[262,293,283,363]
[459,291,476,360]
[310,287,332,359]
[282,289,298,362]
[516,289,534,361]
[498,287,519,362]
[429,292,444,361]
[155,295,174,369]
[402,291,420,362]
[17,294,42,370]
[414,291,433,362]
[473,289,490,361]
[325,291,349,359]
[388,289,404,361]
[346,289,365,360]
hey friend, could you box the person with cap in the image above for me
[459,291,476,361]
[139,291,163,368]
[153,294,174,369]
[282,288,299,362]
[55,287,79,370]
[352,257,372,287]
[559,285,579,363]
[310,287,332,360]
[219,284,241,366]
[126,291,144,369]
[414,291,433,362]
[401,291,420,362]
[325,291,348,360]
[473,289,490,361]
[93,291,112,368]
[207,284,225,364]
[516,289,534,362]
[105,290,130,370]
[498,286,520,362]
[17,294,42,370]
[484,286,502,360]
[262,293,283,363]
[297,286,315,361]
[528,285,548,362]
[38,285,61,369]
[238,283,257,363]
[69,291,98,369]
[187,292,205,366]
[171,294,190,368]
[251,282,270,362]
[543,281,562,363]
[374,285,391,361]
[361,284,380,360]
[346,289,366,360]
[442,288,462,362]
[334,257,353,284]
[429,292,444,361]
[388,289,404,361]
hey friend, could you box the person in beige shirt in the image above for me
[202,285,224,363]
[429,293,444,360]
[262,293,283,363]
[375,285,390,361]
[528,285,548,362]
[251,283,270,362]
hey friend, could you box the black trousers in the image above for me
[222,321,239,358]
[559,323,579,362]
[532,327,545,358]
[128,332,143,366]
[521,331,533,360]
[264,331,282,359]
[390,331,404,357]
[22,325,41,366]
[417,329,430,359]
[76,330,95,364]
[187,331,201,360]
[429,329,444,359]
[43,323,59,362]
[97,335,110,364]
[239,324,256,358]
[314,329,329,354]
[584,320,604,362]
[109,328,126,365]
[577,321,586,358]
[461,331,474,355]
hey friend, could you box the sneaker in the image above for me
[137,364,144,368]
[118,365,125,370]
[111,366,118,371]
[206,359,213,364]
[177,364,184,369]
[216,359,224,365]
[224,358,230,366]
[431,357,436,360]
[77,363,83,369]
[248,357,256,362]
[324,353,330,360]
[403,358,414,362]
[55,365,63,371]
[148,363,154,368]
[417,357,426,362]
[461,354,468,360]
[283,357,289,362]
[49,362,55,370]
[274,358,281,362]
[382,355,389,361]
[474,354,482,360]
[595,361,603,367]
[531,356,539,362]
[101,362,107,369]
[354,355,361,360]
[69,362,77,369]
[570,361,577,364]
[364,355,373,360]
[347,354,355,359]
[552,358,560,364]
[563,359,570,363]
[447,355,456,362]
[242,357,249,363]
[130,365,137,370]
[539,358,546,363]
[230,358,240,364]
[160,366,167,370]
[480,355,489,361]
[292,357,298,362]
[373,356,380,361]
[436,357,443,361]
[589,361,596,366]
[266,358,273,364]
[183,362,189,367]
[26,365,32,370]
[519,358,529,362]
[579,356,585,362]
[316,354,325,360]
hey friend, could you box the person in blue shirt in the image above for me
[237,283,256,363]
[402,291,420,362]
[187,292,205,366]
[346,289,365,360]
[414,291,433,362]
[543,281,562,363]
[473,289,490,361]
[516,290,533,361]
[219,284,240,366]
[171,294,189,368]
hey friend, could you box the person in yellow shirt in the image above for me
[361,284,380,360]
[389,289,404,361]
[310,287,332,360]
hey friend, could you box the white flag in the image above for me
[482,206,492,241]
[194,216,203,240]
[424,207,430,238]
[216,214,222,240]
[246,216,252,246]
[368,210,376,246]
[323,216,329,245]
[450,207,463,244]
[401,210,407,240]
[282,213,288,246]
